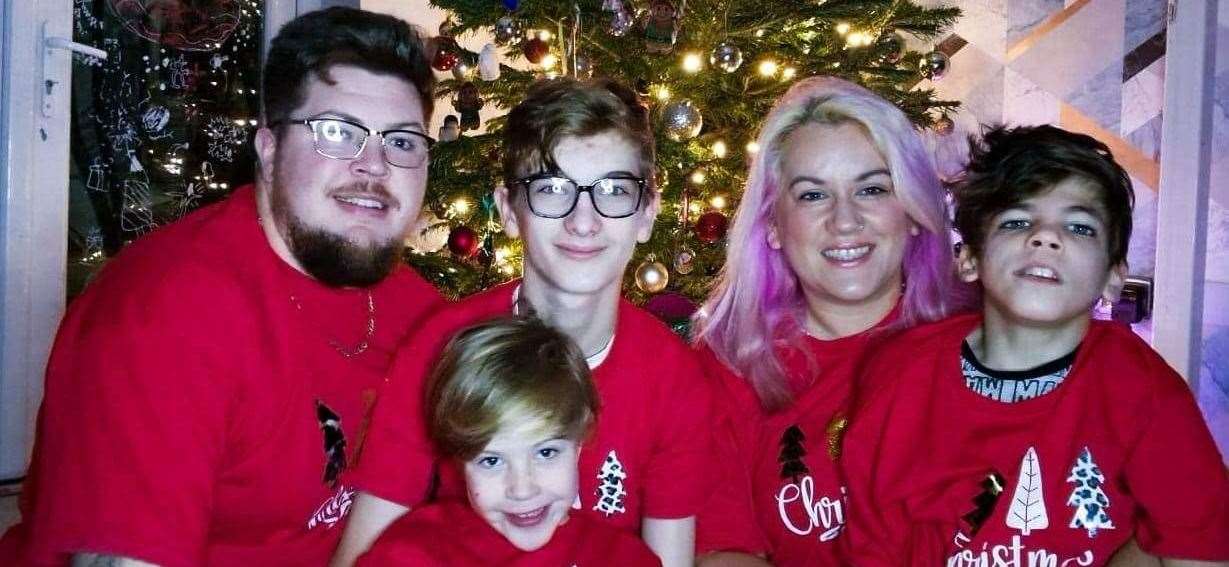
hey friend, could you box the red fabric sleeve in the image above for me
[355,536,441,567]
[694,353,769,555]
[348,323,452,507]
[839,354,915,567]
[21,265,235,567]
[640,342,718,519]
[1125,357,1229,560]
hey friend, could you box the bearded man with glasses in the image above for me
[5,8,444,567]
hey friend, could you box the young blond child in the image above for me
[356,316,660,566]
[842,124,1229,566]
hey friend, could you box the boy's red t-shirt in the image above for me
[4,186,444,567]
[356,500,661,566]
[842,313,1229,566]
[352,281,715,530]
[695,311,897,566]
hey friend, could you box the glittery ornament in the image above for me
[919,50,949,80]
[635,257,670,293]
[447,225,479,257]
[673,248,696,274]
[709,41,743,73]
[662,99,703,141]
[694,211,728,243]
[934,115,955,136]
[522,37,549,64]
[877,32,906,64]
[432,44,460,71]
[494,16,521,45]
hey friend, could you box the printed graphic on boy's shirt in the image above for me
[947,446,1113,567]
[774,424,846,542]
[1066,447,1114,537]
[594,450,628,516]
[307,400,355,530]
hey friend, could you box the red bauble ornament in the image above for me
[522,38,549,64]
[694,211,729,243]
[432,49,460,72]
[447,225,479,257]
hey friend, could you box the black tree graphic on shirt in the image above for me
[315,400,346,488]
[778,425,809,482]
[961,470,1007,537]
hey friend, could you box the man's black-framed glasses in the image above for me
[272,117,434,169]
[514,174,647,219]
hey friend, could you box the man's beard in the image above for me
[271,183,402,288]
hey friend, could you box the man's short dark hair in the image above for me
[953,124,1135,266]
[262,7,435,128]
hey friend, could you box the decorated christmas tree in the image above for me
[407,0,961,309]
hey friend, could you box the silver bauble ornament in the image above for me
[635,257,670,293]
[673,248,696,275]
[494,16,521,45]
[877,32,906,64]
[919,50,949,80]
[452,61,473,80]
[709,41,743,73]
[661,99,703,141]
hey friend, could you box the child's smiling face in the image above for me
[961,175,1125,331]
[463,415,580,551]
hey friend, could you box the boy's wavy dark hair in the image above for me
[953,124,1135,266]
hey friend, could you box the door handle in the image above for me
[40,22,108,119]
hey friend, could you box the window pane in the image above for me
[67,0,264,299]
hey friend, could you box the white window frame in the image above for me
[1153,0,1218,386]
[0,0,73,481]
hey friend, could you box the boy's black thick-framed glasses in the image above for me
[513,173,647,219]
[270,117,434,169]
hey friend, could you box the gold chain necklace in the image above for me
[290,290,376,358]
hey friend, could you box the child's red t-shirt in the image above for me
[356,500,661,566]
[352,281,715,531]
[842,313,1229,566]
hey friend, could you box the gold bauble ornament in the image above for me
[634,256,669,293]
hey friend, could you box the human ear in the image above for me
[956,243,980,283]
[494,183,521,239]
[1101,262,1127,303]
[254,128,278,185]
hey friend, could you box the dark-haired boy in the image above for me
[842,124,1229,566]
[4,7,442,566]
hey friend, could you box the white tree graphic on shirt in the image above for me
[1006,446,1049,536]
[594,450,628,516]
[1066,447,1114,538]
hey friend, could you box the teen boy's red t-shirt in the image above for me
[356,500,661,566]
[842,313,1229,566]
[352,281,715,531]
[695,310,897,566]
[3,186,443,567]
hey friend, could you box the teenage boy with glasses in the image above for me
[334,78,715,567]
[4,8,443,566]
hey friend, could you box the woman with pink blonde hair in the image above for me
[692,76,967,566]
